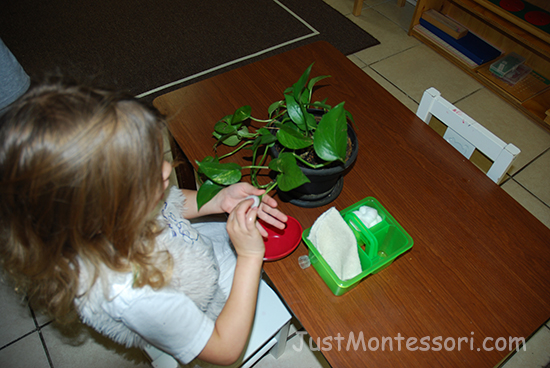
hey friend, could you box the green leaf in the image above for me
[307,75,331,91]
[306,75,330,103]
[293,63,314,101]
[268,153,310,192]
[251,128,277,152]
[268,100,284,117]
[345,110,357,130]
[216,134,240,147]
[214,120,238,135]
[313,102,347,163]
[277,123,313,150]
[310,101,331,110]
[299,87,311,105]
[196,180,224,210]
[196,156,218,174]
[219,115,233,123]
[230,105,251,124]
[305,111,318,131]
[285,94,306,129]
[195,160,242,185]
[258,127,277,144]
[200,156,218,164]
[276,115,292,125]
[213,126,249,147]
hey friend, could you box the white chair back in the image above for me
[416,87,520,184]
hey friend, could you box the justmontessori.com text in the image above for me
[292,331,526,353]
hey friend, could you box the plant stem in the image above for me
[260,181,279,200]
[250,117,274,123]
[251,111,287,125]
[242,165,270,170]
[250,146,271,187]
[293,153,333,169]
[218,141,254,160]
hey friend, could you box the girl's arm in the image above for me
[196,199,265,365]
[180,183,288,237]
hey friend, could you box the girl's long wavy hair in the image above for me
[0,82,171,322]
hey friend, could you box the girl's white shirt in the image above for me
[74,187,237,364]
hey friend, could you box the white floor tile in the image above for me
[514,149,550,206]
[324,0,391,16]
[372,0,416,31]
[455,89,550,175]
[347,54,367,69]
[361,65,419,112]
[501,179,550,230]
[501,325,550,368]
[254,332,331,368]
[0,278,36,348]
[370,43,483,104]
[41,323,150,368]
[349,8,421,65]
[0,332,50,368]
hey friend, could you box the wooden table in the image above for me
[153,41,550,368]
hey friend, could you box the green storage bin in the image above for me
[302,197,414,296]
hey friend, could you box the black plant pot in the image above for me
[270,123,358,208]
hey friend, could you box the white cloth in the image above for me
[308,207,362,281]
[75,187,237,364]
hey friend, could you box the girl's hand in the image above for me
[219,183,288,237]
[226,199,265,259]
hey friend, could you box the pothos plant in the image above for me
[195,63,355,209]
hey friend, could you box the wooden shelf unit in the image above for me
[409,0,550,130]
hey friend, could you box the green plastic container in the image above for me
[302,197,414,296]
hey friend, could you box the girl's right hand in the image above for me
[226,198,265,259]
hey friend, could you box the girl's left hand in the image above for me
[219,183,288,237]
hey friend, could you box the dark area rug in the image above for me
[0,0,379,103]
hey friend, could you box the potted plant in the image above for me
[195,63,358,209]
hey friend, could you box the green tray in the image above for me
[302,197,414,296]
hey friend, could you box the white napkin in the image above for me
[308,207,362,280]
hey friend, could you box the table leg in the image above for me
[352,0,364,16]
[168,133,197,190]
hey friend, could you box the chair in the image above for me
[416,87,520,184]
[143,278,292,368]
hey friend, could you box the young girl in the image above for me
[0,82,288,366]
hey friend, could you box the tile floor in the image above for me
[1,0,549,367]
